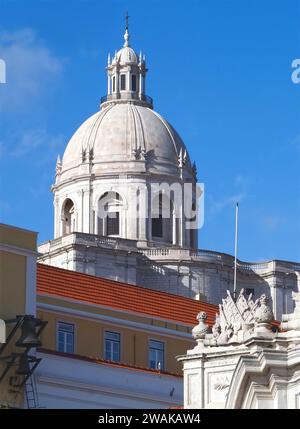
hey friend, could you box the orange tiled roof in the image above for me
[37,263,218,326]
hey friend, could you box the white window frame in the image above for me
[148,338,165,370]
[104,330,121,362]
[56,321,75,354]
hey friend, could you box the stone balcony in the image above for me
[38,232,300,276]
[100,92,153,109]
[38,232,139,255]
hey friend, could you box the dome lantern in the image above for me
[101,15,152,109]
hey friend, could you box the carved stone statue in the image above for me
[190,290,275,349]
[211,315,221,345]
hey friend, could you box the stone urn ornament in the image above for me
[254,294,274,336]
[192,311,209,349]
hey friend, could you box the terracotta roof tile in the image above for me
[37,263,218,326]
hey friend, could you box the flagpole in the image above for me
[233,203,239,301]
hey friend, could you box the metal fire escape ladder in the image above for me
[25,375,39,409]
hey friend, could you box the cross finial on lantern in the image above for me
[123,12,130,47]
[125,12,130,30]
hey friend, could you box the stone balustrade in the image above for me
[39,233,300,277]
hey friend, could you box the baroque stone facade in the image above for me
[178,291,300,409]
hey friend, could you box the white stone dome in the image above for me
[52,25,198,250]
[59,102,193,182]
[114,46,138,64]
[112,27,138,64]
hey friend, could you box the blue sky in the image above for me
[0,0,299,262]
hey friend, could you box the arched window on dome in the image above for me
[98,192,123,237]
[62,198,76,236]
[151,193,173,244]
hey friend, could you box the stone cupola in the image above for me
[102,19,151,109]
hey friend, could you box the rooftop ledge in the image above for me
[37,348,182,378]
[100,92,153,109]
[37,232,300,274]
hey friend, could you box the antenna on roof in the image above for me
[233,203,239,301]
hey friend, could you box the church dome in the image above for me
[59,102,192,181]
[52,20,198,250]
[55,23,195,184]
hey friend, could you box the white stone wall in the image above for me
[179,347,248,409]
[35,351,183,409]
[53,176,197,249]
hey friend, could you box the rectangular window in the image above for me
[149,339,164,370]
[105,331,120,362]
[131,75,137,91]
[112,76,115,92]
[106,211,119,236]
[120,74,126,91]
[57,322,74,354]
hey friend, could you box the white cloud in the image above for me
[11,128,64,159]
[0,28,63,112]
[209,193,247,214]
[260,214,283,231]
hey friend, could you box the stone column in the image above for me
[127,67,130,92]
[147,183,152,242]
[143,73,146,94]
[295,271,300,293]
[78,188,90,234]
[116,69,120,94]
[138,188,147,243]
[107,72,111,95]
[172,208,177,245]
[267,276,284,320]
[139,73,143,99]
[54,196,60,238]
[180,185,184,247]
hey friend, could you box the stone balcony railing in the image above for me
[38,232,300,274]
[100,92,153,108]
[141,248,300,274]
[38,232,139,255]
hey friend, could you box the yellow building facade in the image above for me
[0,223,217,408]
[0,223,38,408]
